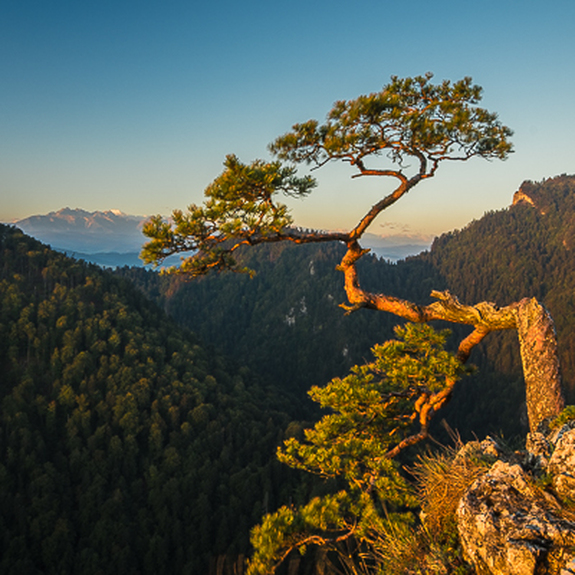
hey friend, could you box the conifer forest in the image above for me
[3,175,575,573]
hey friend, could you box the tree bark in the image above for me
[338,243,565,433]
[514,298,565,433]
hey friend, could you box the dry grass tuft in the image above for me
[368,443,487,575]
[412,443,490,539]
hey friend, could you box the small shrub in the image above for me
[549,405,575,430]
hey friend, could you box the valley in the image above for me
[2,175,575,573]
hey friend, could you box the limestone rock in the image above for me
[514,298,565,433]
[512,188,537,209]
[548,428,575,502]
[453,437,500,464]
[457,459,575,574]
[525,431,552,469]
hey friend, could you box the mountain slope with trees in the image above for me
[0,224,305,575]
[117,175,575,443]
[419,175,575,436]
[425,175,575,390]
[117,242,434,406]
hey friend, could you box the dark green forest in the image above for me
[0,225,312,574]
[2,175,575,574]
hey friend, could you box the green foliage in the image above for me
[141,154,315,274]
[549,405,575,430]
[247,324,465,574]
[0,224,302,574]
[280,324,465,480]
[270,73,512,170]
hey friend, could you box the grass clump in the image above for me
[549,405,575,430]
[374,442,491,575]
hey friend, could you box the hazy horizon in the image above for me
[6,205,436,240]
[7,205,435,264]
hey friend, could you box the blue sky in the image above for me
[2,0,574,237]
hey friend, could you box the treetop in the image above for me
[270,73,513,181]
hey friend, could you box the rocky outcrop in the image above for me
[512,189,537,209]
[548,427,575,502]
[511,182,550,215]
[456,427,575,575]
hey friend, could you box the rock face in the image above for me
[456,428,575,575]
[512,188,537,209]
[548,428,575,503]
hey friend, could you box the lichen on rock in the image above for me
[456,429,575,575]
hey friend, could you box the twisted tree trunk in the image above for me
[514,298,565,432]
[339,240,565,434]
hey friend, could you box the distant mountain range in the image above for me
[10,207,433,267]
[12,207,147,254]
[360,232,434,260]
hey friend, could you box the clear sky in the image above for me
[2,0,574,237]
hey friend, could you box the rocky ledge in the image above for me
[456,425,575,575]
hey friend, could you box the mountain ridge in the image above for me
[11,207,148,253]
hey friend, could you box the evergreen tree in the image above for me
[247,324,465,574]
[140,74,567,570]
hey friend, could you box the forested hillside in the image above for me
[5,175,574,573]
[119,175,575,441]
[425,175,575,389]
[118,243,435,405]
[0,224,307,574]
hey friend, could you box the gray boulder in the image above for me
[456,431,575,574]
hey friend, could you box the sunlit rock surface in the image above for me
[456,429,575,574]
